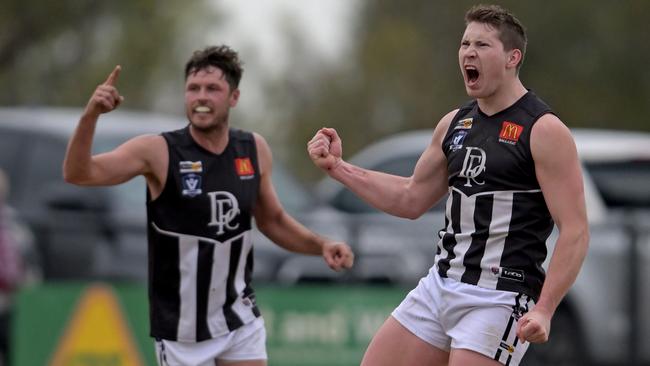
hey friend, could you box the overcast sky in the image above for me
[212,0,360,75]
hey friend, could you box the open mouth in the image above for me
[465,67,479,84]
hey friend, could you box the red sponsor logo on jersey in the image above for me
[499,121,524,144]
[235,158,255,177]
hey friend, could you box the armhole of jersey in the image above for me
[527,110,556,152]
[442,103,475,153]
[233,130,260,175]
[149,132,173,204]
[250,133,260,177]
[446,108,466,135]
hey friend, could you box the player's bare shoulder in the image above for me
[531,113,569,138]
[123,133,168,161]
[121,133,168,179]
[530,114,574,155]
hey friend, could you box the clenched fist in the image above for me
[307,128,343,172]
[322,241,354,271]
[516,308,551,344]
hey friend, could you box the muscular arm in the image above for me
[63,116,162,186]
[517,114,590,343]
[308,110,456,219]
[63,66,166,195]
[253,133,353,270]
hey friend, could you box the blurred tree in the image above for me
[263,0,650,182]
[0,0,219,112]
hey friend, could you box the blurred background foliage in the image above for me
[1,0,649,182]
[0,0,217,111]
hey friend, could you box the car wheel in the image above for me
[522,306,588,366]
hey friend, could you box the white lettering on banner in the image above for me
[281,311,348,344]
[459,146,487,187]
[207,191,240,235]
[261,308,392,345]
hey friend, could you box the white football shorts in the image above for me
[154,316,267,366]
[392,268,534,366]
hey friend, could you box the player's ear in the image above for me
[229,88,240,107]
[506,49,522,70]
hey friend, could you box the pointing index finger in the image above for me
[104,65,121,86]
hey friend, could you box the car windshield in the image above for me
[586,160,650,208]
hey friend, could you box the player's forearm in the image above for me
[328,160,425,219]
[257,211,324,255]
[535,225,589,316]
[63,113,100,184]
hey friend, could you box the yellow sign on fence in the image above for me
[49,284,144,366]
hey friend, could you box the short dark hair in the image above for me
[184,45,244,91]
[465,4,527,70]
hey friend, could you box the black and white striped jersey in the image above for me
[146,126,261,342]
[435,91,555,301]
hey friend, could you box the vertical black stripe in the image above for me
[224,237,244,330]
[502,315,516,342]
[243,248,261,317]
[496,192,550,300]
[505,295,528,365]
[438,191,461,276]
[158,339,170,366]
[502,293,522,341]
[461,194,494,284]
[506,336,519,365]
[195,240,214,340]
[505,328,520,366]
[148,232,181,339]
[494,349,502,362]
[495,293,523,362]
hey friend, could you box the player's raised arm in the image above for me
[63,66,159,187]
[307,111,453,219]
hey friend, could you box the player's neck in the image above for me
[189,123,230,154]
[477,79,527,116]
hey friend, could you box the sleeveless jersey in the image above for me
[435,91,555,301]
[146,126,261,342]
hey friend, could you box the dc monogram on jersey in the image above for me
[207,191,241,235]
[438,91,555,302]
[458,147,486,187]
[147,127,261,342]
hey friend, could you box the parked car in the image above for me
[0,107,185,280]
[316,128,650,366]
